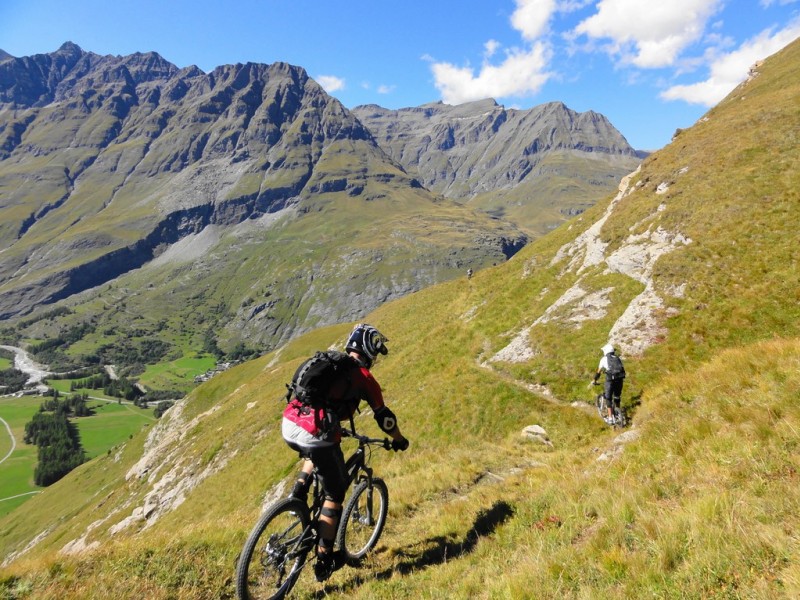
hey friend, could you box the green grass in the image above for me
[3,339,799,598]
[137,354,217,390]
[75,401,155,459]
[0,398,42,517]
[0,393,155,518]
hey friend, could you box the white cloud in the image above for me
[661,20,800,105]
[432,43,553,105]
[511,0,557,40]
[316,75,345,93]
[484,39,501,59]
[574,0,723,68]
[428,0,557,105]
[377,84,396,94]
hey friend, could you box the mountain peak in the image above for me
[352,98,641,234]
[56,41,84,55]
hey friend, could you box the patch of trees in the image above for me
[0,326,20,345]
[203,327,224,359]
[132,389,184,408]
[40,390,93,416]
[96,338,172,367]
[203,328,257,362]
[71,372,143,401]
[132,389,183,418]
[0,368,27,394]
[47,366,105,381]
[29,322,97,371]
[153,401,174,419]
[17,306,72,329]
[29,322,96,355]
[227,342,258,362]
[24,396,88,486]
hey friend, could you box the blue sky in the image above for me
[1,0,799,150]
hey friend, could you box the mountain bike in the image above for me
[594,391,626,428]
[235,429,391,600]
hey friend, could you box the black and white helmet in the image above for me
[345,323,388,366]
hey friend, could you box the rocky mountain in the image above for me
[0,42,643,374]
[352,99,643,235]
[1,35,799,600]
[0,42,526,357]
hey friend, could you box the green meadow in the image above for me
[0,397,43,517]
[0,388,155,518]
[137,354,217,390]
[75,401,155,459]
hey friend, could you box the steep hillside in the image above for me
[352,99,643,236]
[1,38,800,599]
[0,43,525,364]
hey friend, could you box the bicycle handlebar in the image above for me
[341,428,391,449]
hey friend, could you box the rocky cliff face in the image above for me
[352,99,644,234]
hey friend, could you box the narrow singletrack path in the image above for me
[0,416,16,466]
[0,491,40,503]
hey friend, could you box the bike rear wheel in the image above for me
[337,477,389,563]
[236,498,310,600]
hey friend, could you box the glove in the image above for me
[391,437,409,452]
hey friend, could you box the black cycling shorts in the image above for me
[288,443,347,504]
[604,378,623,404]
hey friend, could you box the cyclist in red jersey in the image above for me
[281,323,409,581]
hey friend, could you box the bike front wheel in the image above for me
[236,498,311,600]
[337,477,389,563]
[595,393,608,419]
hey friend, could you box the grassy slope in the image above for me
[1,39,799,599]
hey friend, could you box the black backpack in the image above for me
[285,351,354,408]
[606,353,626,381]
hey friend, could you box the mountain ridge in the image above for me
[0,42,636,368]
[0,43,521,330]
[352,98,644,235]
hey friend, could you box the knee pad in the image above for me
[320,505,342,520]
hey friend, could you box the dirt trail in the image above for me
[0,416,16,466]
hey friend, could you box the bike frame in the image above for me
[235,429,390,600]
[295,430,388,558]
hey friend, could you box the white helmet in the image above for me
[601,343,615,355]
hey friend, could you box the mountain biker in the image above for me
[281,323,409,582]
[591,343,625,424]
